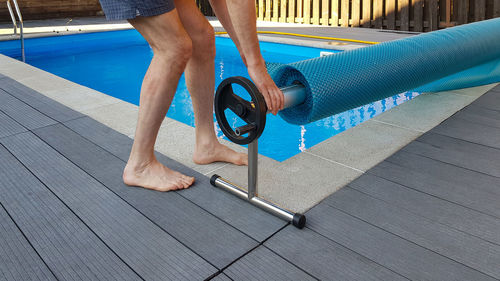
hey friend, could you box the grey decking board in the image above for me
[0,204,57,281]
[372,152,500,218]
[452,105,500,129]
[305,204,496,281]
[431,117,500,149]
[0,110,26,139]
[63,116,133,161]
[265,227,407,281]
[348,174,500,245]
[323,187,500,279]
[64,116,287,241]
[470,90,500,111]
[403,132,500,177]
[0,145,140,281]
[33,123,259,269]
[0,89,57,130]
[223,246,317,281]
[211,272,235,281]
[0,77,83,122]
[0,132,217,280]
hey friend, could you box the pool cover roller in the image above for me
[211,18,500,229]
[269,17,500,125]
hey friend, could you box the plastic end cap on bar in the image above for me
[292,213,306,229]
[210,174,220,187]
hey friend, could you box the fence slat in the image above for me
[475,0,486,21]
[281,0,287,22]
[331,0,339,26]
[495,0,500,17]
[455,0,468,24]
[304,0,311,24]
[362,0,372,27]
[352,0,361,26]
[429,0,438,30]
[273,0,279,21]
[288,0,296,22]
[313,0,320,24]
[265,0,272,21]
[414,0,424,31]
[258,0,265,20]
[400,0,410,30]
[386,0,396,29]
[297,0,303,21]
[341,0,349,26]
[322,0,330,25]
[374,0,383,28]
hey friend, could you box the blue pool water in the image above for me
[0,30,419,161]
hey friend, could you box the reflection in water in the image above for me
[299,126,306,152]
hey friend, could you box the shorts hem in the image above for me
[102,4,175,21]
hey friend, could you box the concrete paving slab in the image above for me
[306,119,421,171]
[372,91,476,132]
[81,101,141,136]
[448,84,498,98]
[212,150,362,213]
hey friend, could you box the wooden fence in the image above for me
[197,0,500,31]
[0,0,103,21]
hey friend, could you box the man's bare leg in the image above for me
[122,11,195,191]
[174,0,248,166]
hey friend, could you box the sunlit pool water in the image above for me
[0,30,419,161]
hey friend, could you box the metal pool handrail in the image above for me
[6,0,25,62]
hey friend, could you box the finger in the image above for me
[274,88,284,111]
[262,87,274,113]
[271,88,279,115]
[279,88,285,110]
[273,88,281,114]
[262,90,272,112]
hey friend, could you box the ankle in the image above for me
[126,154,156,171]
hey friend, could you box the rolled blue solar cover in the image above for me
[267,18,500,125]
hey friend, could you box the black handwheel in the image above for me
[214,77,267,145]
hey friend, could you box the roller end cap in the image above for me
[210,174,220,187]
[292,213,306,229]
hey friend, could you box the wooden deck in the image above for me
[0,73,499,280]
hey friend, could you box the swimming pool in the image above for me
[0,30,419,161]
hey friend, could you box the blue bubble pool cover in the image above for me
[268,18,500,125]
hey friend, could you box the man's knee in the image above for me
[191,24,216,59]
[153,33,193,71]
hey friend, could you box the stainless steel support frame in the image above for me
[211,83,307,229]
[6,0,25,62]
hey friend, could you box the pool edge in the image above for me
[0,52,496,213]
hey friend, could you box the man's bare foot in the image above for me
[193,141,248,165]
[123,158,195,191]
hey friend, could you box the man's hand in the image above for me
[247,60,284,115]
[209,0,284,114]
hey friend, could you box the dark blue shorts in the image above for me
[99,0,175,20]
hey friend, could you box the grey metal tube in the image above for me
[7,1,17,35]
[12,0,24,62]
[213,177,295,222]
[280,83,307,110]
[247,141,258,199]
